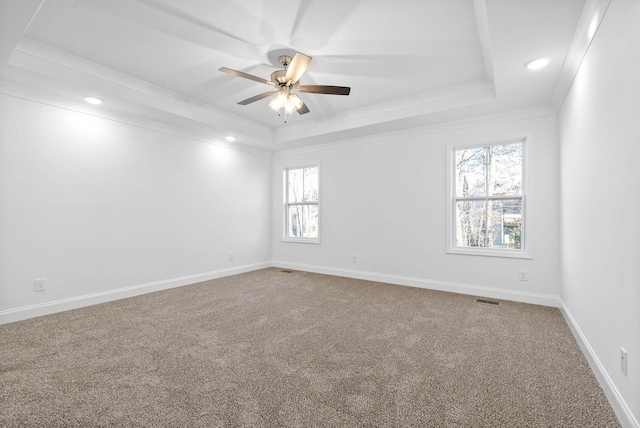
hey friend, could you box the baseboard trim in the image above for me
[3,260,634,426]
[559,300,639,428]
[0,262,271,325]
[271,261,560,307]
[273,261,636,426]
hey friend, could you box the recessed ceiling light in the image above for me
[84,96,103,105]
[225,136,237,142]
[524,57,550,70]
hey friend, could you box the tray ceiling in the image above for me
[0,0,607,151]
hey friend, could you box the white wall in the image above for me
[0,94,272,322]
[559,0,640,424]
[272,114,561,306]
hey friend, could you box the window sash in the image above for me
[447,136,531,258]
[286,203,319,239]
[284,165,320,242]
[453,196,524,250]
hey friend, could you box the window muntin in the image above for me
[451,141,527,255]
[284,165,319,241]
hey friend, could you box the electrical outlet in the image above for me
[229,252,235,261]
[621,347,628,375]
[35,278,46,292]
[352,254,358,263]
[519,270,528,281]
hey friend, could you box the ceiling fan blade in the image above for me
[297,85,351,96]
[237,91,277,105]
[219,67,275,86]
[296,102,310,115]
[284,52,312,85]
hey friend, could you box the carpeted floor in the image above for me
[0,268,620,427]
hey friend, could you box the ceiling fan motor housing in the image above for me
[271,69,287,84]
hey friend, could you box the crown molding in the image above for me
[273,104,556,157]
[273,78,496,147]
[550,0,612,111]
[0,80,272,157]
[7,38,275,145]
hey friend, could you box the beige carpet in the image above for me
[0,268,620,427]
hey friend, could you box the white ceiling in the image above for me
[0,0,609,151]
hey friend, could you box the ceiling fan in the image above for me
[219,52,350,120]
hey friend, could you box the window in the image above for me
[446,136,531,258]
[284,165,319,242]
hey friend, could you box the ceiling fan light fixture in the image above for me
[268,89,303,115]
[220,51,350,120]
[285,94,304,114]
[268,90,288,112]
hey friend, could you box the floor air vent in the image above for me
[280,270,294,274]
[476,298,500,305]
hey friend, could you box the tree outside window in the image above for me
[453,142,524,251]
[285,166,319,241]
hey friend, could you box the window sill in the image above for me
[447,248,532,259]
[282,238,321,245]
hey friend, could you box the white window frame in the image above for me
[282,163,321,244]
[445,133,533,259]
